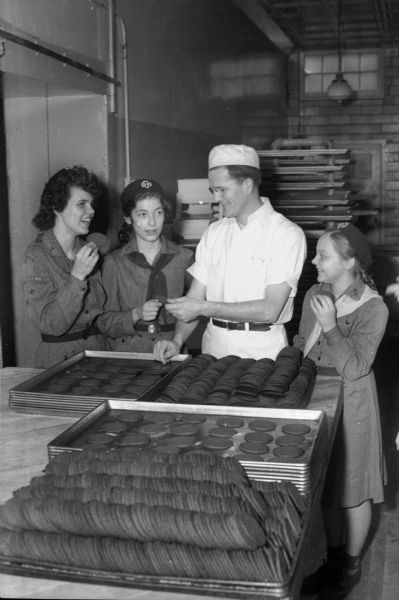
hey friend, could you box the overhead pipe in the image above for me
[116,14,131,187]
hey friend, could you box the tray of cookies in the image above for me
[47,400,328,495]
[0,446,310,598]
[8,351,190,417]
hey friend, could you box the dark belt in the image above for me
[211,318,272,332]
[41,326,99,343]
[134,323,175,333]
[316,366,340,376]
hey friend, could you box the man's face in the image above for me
[208,167,248,220]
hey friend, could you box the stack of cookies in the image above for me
[157,348,316,408]
[0,448,306,583]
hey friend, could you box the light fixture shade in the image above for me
[326,73,352,103]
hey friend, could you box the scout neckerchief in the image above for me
[127,251,174,326]
[303,284,380,357]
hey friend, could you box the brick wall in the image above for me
[287,47,399,245]
[240,48,399,245]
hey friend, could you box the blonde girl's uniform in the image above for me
[294,281,389,508]
[97,235,193,352]
[22,230,107,368]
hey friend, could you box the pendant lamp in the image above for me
[326,0,352,103]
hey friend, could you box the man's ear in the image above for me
[242,177,254,195]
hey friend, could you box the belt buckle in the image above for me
[148,322,160,334]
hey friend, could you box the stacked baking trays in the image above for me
[8,351,190,417]
[48,400,328,496]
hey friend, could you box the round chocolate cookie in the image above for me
[208,427,237,438]
[248,419,277,432]
[78,379,99,387]
[201,436,233,450]
[139,423,167,437]
[239,441,269,455]
[70,386,91,395]
[116,432,150,447]
[281,423,311,436]
[169,423,200,437]
[90,372,109,380]
[116,412,143,424]
[101,384,124,392]
[244,431,273,444]
[181,413,207,424]
[273,446,304,458]
[46,383,70,392]
[96,420,128,433]
[164,435,197,448]
[149,413,177,424]
[85,432,113,445]
[275,434,305,446]
[216,416,244,429]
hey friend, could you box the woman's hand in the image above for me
[133,299,162,322]
[71,242,99,281]
[310,294,337,333]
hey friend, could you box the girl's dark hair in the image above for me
[325,229,377,290]
[118,191,170,246]
[32,165,102,231]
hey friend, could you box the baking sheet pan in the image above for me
[8,351,190,417]
[48,400,328,495]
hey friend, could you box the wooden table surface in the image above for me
[0,367,343,600]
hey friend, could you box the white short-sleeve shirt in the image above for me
[188,198,307,359]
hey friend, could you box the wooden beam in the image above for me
[231,0,295,53]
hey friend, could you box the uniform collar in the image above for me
[246,197,274,224]
[321,279,366,301]
[226,196,273,227]
[342,278,366,300]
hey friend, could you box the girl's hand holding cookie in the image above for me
[310,293,337,333]
[71,242,99,281]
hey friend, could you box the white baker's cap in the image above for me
[208,144,260,170]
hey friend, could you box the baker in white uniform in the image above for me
[153,144,307,362]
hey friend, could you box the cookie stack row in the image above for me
[0,448,306,583]
[157,347,315,408]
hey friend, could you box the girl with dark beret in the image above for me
[96,178,193,352]
[295,223,388,600]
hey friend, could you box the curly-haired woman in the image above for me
[22,165,107,367]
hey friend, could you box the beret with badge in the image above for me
[120,178,165,213]
[334,222,373,268]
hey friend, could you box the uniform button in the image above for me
[317,356,321,361]
[345,319,350,324]
[122,338,125,343]
[85,309,89,314]
[317,341,321,345]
